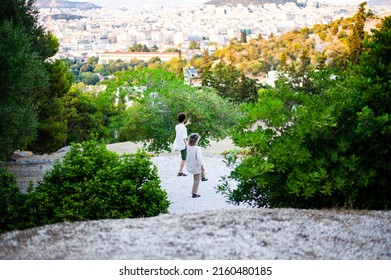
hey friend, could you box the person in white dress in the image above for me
[186,133,208,198]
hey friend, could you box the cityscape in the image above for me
[37,0,391,63]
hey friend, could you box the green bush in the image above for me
[26,139,169,226]
[0,140,170,233]
[0,164,28,233]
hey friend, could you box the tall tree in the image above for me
[278,51,288,71]
[0,0,58,160]
[240,29,247,43]
[201,61,259,103]
[0,0,58,59]
[346,16,391,208]
[0,21,45,160]
[27,59,74,153]
[63,85,115,145]
[346,2,368,65]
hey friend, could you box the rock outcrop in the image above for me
[1,208,390,260]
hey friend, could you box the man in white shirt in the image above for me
[173,112,190,176]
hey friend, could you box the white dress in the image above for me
[186,145,204,174]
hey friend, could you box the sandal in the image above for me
[192,193,201,198]
[177,172,187,176]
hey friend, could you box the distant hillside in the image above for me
[368,0,391,4]
[36,0,101,10]
[204,0,300,6]
[51,14,86,20]
[204,0,388,6]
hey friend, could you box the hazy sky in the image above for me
[64,0,366,7]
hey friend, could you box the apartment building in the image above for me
[183,66,202,87]
[98,51,180,64]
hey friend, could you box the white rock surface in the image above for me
[1,208,390,260]
[1,140,391,260]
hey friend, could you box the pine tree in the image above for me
[240,29,247,43]
[347,2,368,65]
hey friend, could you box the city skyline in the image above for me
[42,0,389,64]
[64,0,207,7]
[63,0,365,8]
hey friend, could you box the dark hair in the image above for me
[188,133,200,146]
[177,112,186,123]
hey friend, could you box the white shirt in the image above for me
[173,123,187,151]
[186,145,204,174]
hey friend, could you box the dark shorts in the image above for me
[180,148,187,161]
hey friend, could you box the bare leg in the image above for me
[192,173,201,194]
[179,160,186,173]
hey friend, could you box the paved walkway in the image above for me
[107,139,247,214]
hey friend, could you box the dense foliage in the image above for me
[27,59,74,153]
[104,68,240,153]
[0,0,59,160]
[218,16,391,210]
[345,16,391,208]
[0,140,170,233]
[202,61,260,103]
[0,20,43,160]
[63,84,119,144]
[66,54,186,85]
[0,164,27,233]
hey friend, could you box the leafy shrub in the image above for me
[1,140,169,233]
[0,164,27,233]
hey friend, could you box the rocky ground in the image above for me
[1,140,391,260]
[1,208,390,260]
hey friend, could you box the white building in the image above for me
[183,66,202,87]
[266,70,279,87]
[98,51,180,64]
[174,32,186,46]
